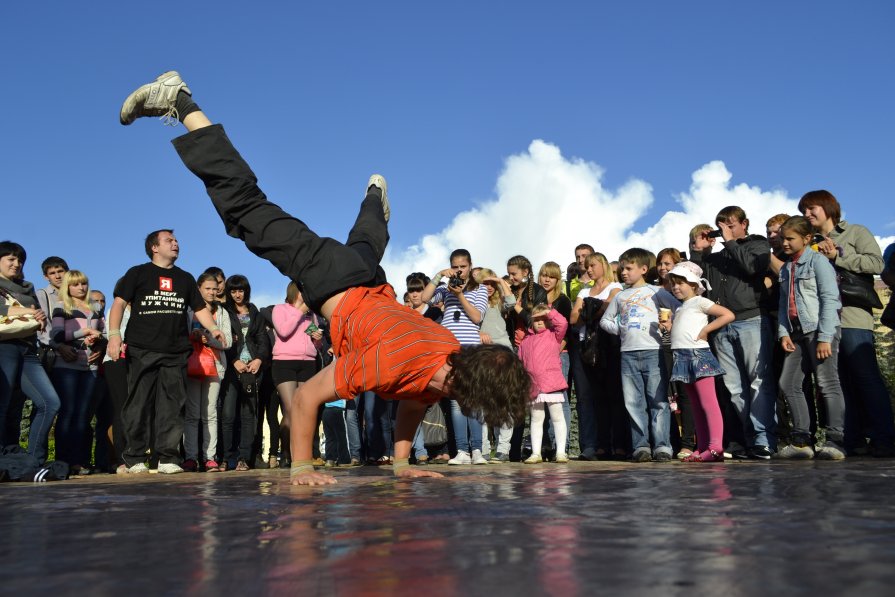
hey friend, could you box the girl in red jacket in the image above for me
[518,304,569,464]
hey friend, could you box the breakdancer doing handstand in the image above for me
[119,71,529,485]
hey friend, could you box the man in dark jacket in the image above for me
[691,206,778,459]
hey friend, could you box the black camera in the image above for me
[448,275,464,288]
[706,230,723,238]
[811,234,825,245]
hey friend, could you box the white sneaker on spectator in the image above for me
[448,451,471,465]
[123,462,149,474]
[471,449,488,465]
[157,463,185,474]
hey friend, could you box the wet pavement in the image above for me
[3,460,895,596]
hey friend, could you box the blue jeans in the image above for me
[620,349,671,455]
[569,341,597,455]
[839,327,895,449]
[450,399,482,453]
[412,423,427,459]
[0,342,61,463]
[52,367,97,467]
[362,391,395,460]
[345,397,361,461]
[712,315,778,449]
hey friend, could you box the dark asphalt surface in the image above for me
[3,460,895,596]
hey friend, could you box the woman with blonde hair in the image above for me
[537,261,573,457]
[569,252,626,459]
[51,270,105,474]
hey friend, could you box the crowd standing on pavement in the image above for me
[2,190,893,477]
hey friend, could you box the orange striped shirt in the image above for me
[331,285,460,402]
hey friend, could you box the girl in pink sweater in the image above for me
[270,282,324,466]
[518,304,569,464]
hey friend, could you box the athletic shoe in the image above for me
[471,449,488,465]
[157,463,184,474]
[324,460,336,468]
[555,453,569,463]
[367,174,390,222]
[676,449,693,460]
[632,448,652,463]
[654,451,673,463]
[120,71,191,125]
[448,451,472,465]
[816,441,847,461]
[727,441,748,460]
[181,459,198,472]
[268,456,279,469]
[205,460,222,473]
[523,454,543,464]
[577,449,598,461]
[749,445,773,460]
[235,460,250,471]
[122,462,149,474]
[777,444,814,460]
[490,452,509,463]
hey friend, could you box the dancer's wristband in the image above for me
[392,458,411,475]
[290,460,315,478]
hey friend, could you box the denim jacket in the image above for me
[777,248,841,342]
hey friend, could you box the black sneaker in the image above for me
[749,445,773,460]
[654,452,673,463]
[632,448,652,463]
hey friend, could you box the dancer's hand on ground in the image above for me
[290,471,337,486]
[395,468,444,480]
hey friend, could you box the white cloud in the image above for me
[381,140,804,286]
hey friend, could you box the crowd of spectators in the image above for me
[1,189,893,476]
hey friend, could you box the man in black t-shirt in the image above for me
[106,229,224,474]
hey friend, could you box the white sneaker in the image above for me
[367,174,390,222]
[448,451,471,465]
[555,453,569,463]
[123,462,149,474]
[471,449,488,465]
[120,70,191,125]
[157,463,185,474]
[523,454,543,464]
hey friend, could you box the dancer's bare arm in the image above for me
[393,400,443,479]
[290,363,340,486]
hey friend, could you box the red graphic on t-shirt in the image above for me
[159,277,173,291]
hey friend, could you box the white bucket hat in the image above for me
[667,261,712,295]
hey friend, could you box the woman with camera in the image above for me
[799,190,893,456]
[421,249,489,465]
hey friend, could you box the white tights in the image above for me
[530,400,567,457]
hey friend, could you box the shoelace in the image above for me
[160,105,180,127]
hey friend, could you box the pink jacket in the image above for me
[517,309,568,398]
[271,304,318,361]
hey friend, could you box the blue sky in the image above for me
[2,1,893,307]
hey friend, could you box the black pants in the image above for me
[122,347,189,466]
[221,369,259,463]
[172,124,388,313]
[102,358,128,469]
[322,407,351,464]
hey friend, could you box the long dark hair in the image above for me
[224,274,252,309]
[507,254,535,307]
